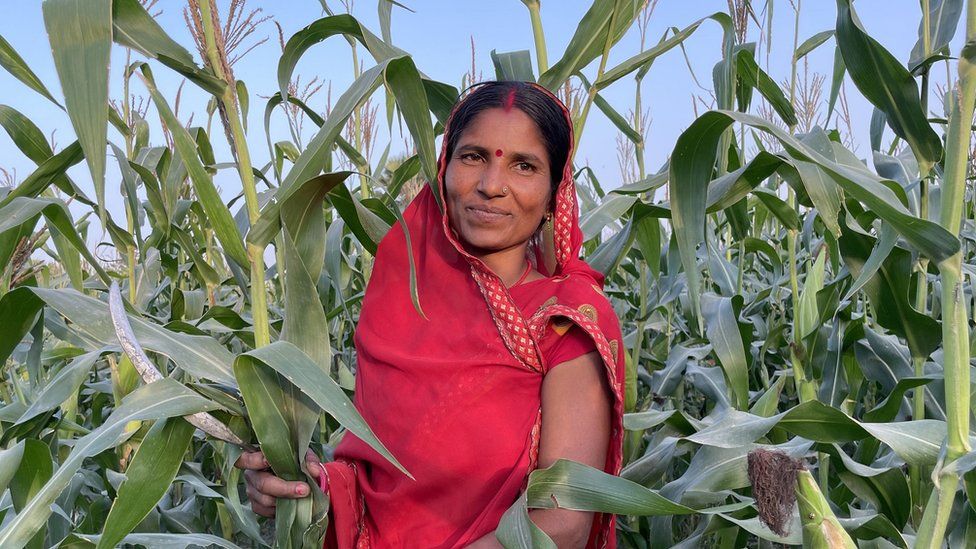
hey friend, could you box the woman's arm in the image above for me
[468,350,613,548]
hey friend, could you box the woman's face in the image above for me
[444,107,554,257]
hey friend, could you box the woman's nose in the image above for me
[477,160,507,197]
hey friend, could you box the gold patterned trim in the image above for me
[578,303,598,322]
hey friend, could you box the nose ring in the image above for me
[502,186,509,195]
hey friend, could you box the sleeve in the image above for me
[539,321,597,374]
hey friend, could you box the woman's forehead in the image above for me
[455,108,547,151]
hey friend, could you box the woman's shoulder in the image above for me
[533,272,616,322]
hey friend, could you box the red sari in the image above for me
[321,83,625,548]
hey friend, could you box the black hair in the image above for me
[444,81,571,193]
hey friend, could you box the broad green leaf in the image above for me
[170,225,221,288]
[234,341,409,477]
[0,105,54,163]
[0,442,25,498]
[378,0,394,44]
[111,0,225,95]
[580,194,637,240]
[97,417,195,549]
[701,294,749,410]
[0,197,110,284]
[10,439,52,515]
[704,151,781,212]
[495,493,557,549]
[753,188,800,230]
[863,376,937,423]
[794,30,835,61]
[223,340,313,549]
[826,444,912,531]
[277,14,401,100]
[539,0,641,90]
[750,375,786,417]
[735,48,797,127]
[43,0,111,223]
[594,13,717,90]
[0,287,236,385]
[47,216,84,290]
[588,217,637,276]
[280,229,331,442]
[579,73,641,144]
[330,183,391,253]
[839,226,941,359]
[141,66,249,269]
[0,142,84,208]
[624,410,676,431]
[384,56,439,193]
[0,35,60,106]
[77,533,242,549]
[384,155,421,203]
[273,61,389,223]
[836,0,942,174]
[110,143,143,245]
[668,110,726,326]
[248,172,353,249]
[909,0,962,72]
[0,379,219,548]
[491,49,536,82]
[685,409,780,448]
[827,42,847,120]
[525,459,748,516]
[16,349,107,425]
[673,111,957,279]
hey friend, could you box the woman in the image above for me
[235,81,625,548]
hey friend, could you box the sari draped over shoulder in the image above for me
[321,83,625,549]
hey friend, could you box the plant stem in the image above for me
[197,0,270,348]
[916,1,976,545]
[524,0,549,74]
[911,8,933,520]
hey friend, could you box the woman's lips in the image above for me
[466,206,510,223]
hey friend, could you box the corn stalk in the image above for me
[196,0,271,348]
[915,0,976,545]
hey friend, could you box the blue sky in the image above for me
[0,1,956,236]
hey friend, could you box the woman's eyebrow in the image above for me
[456,144,489,155]
[510,151,544,164]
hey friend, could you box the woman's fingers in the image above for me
[245,469,310,499]
[305,449,323,482]
[234,450,269,471]
[245,479,277,509]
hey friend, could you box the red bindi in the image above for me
[495,149,503,157]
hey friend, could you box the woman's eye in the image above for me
[460,152,483,163]
[515,162,536,172]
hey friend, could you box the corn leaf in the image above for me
[0,379,219,548]
[42,0,111,223]
[97,417,195,549]
[0,35,60,106]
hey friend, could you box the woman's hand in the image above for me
[234,449,325,517]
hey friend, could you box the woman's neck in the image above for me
[473,243,533,287]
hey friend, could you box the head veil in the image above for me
[324,82,625,549]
